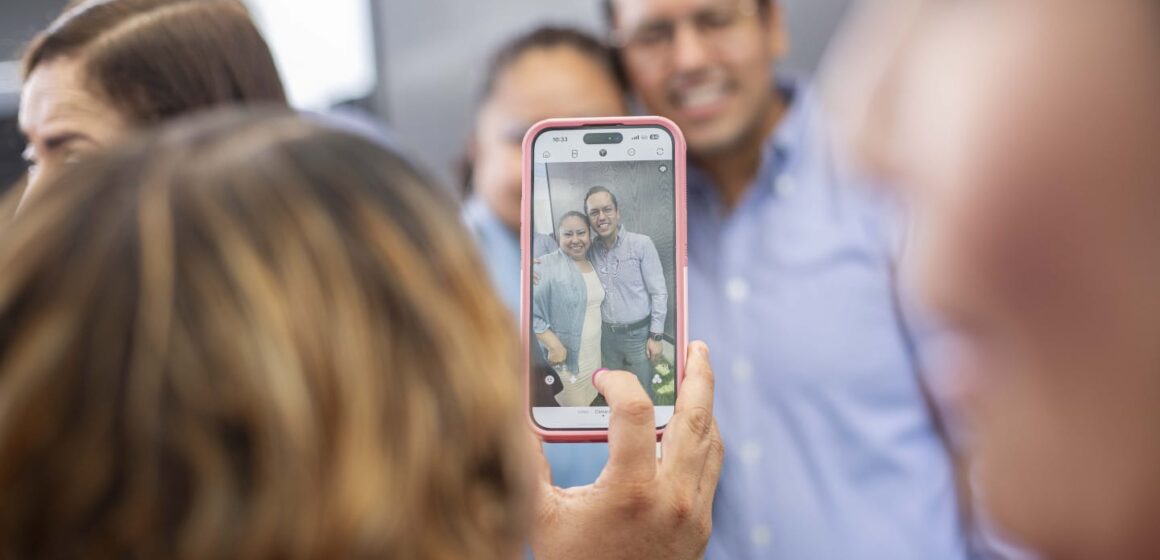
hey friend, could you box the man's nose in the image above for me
[671,22,714,73]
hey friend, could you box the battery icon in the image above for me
[649,134,660,140]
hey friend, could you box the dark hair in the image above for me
[461,26,624,194]
[583,186,618,214]
[602,0,773,27]
[558,210,592,229]
[0,109,527,559]
[478,26,621,103]
[22,0,287,124]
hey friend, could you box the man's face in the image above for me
[610,0,786,155]
[586,191,621,239]
[845,1,1160,556]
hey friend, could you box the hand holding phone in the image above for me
[529,342,722,560]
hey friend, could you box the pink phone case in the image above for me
[520,116,689,443]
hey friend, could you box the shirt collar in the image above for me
[596,224,626,251]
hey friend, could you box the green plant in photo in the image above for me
[652,358,676,406]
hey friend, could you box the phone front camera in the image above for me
[599,149,608,157]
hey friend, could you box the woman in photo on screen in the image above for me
[532,211,605,407]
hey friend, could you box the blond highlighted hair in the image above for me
[0,110,529,559]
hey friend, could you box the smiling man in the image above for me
[584,185,668,397]
[604,0,973,558]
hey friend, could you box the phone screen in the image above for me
[528,125,678,431]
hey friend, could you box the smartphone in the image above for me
[521,116,687,443]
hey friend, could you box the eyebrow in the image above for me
[43,132,89,151]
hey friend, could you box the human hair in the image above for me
[0,109,528,559]
[584,185,619,214]
[460,26,623,194]
[22,0,287,124]
[478,25,621,104]
[557,209,592,230]
[601,0,774,29]
[603,0,774,31]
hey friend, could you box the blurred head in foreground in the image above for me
[19,0,286,197]
[830,0,1160,557]
[0,110,528,559]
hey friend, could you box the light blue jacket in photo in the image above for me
[531,249,594,375]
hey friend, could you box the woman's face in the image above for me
[839,1,1160,556]
[471,47,626,231]
[558,216,591,260]
[19,57,130,199]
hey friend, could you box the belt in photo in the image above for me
[603,318,650,334]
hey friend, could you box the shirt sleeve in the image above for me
[639,235,668,334]
[531,261,551,334]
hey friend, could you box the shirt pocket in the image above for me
[616,254,643,284]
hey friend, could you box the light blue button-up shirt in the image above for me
[590,226,668,331]
[693,82,966,560]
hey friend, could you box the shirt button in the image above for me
[740,440,763,465]
[725,277,750,302]
[732,358,754,382]
[775,174,796,197]
[751,524,772,548]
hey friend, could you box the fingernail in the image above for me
[592,368,610,388]
[692,342,708,358]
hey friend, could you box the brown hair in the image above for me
[478,26,621,103]
[22,0,287,124]
[601,0,773,27]
[462,25,622,193]
[0,109,528,559]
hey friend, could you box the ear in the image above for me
[466,126,479,161]
[764,2,791,61]
[461,126,480,195]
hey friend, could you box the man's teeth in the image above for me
[678,85,727,109]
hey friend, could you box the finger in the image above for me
[675,341,714,417]
[594,369,658,484]
[528,430,554,489]
[661,342,717,481]
[697,420,725,499]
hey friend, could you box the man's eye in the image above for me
[697,10,735,29]
[634,24,672,45]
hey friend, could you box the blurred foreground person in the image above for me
[832,0,1160,558]
[18,0,286,199]
[0,110,723,560]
